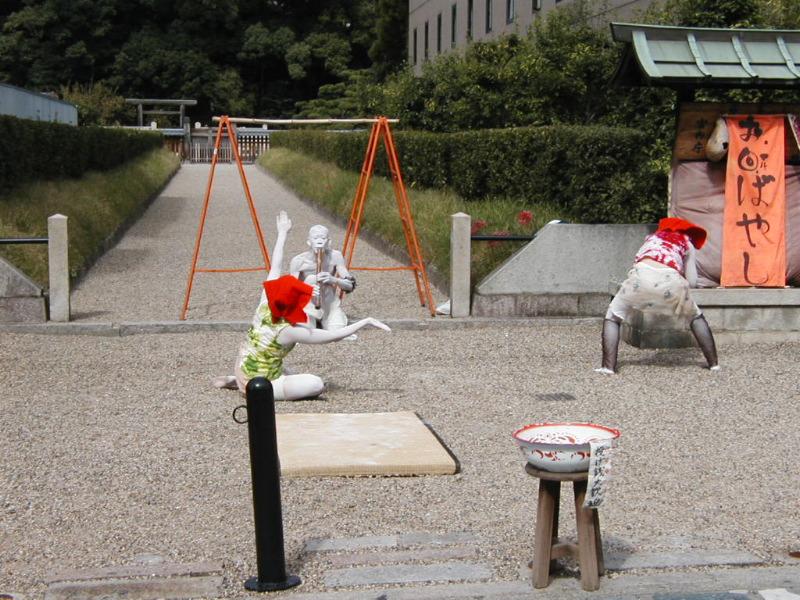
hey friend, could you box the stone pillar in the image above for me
[47,214,70,322]
[450,212,471,317]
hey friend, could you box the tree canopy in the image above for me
[0,0,407,122]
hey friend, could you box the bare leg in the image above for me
[690,314,719,369]
[596,318,621,374]
[280,374,325,400]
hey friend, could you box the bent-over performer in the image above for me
[596,217,719,374]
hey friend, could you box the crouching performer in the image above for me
[596,218,719,374]
[214,211,390,400]
[289,224,355,332]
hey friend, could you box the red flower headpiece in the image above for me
[263,275,313,325]
[657,217,707,250]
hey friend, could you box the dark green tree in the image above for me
[369,0,407,80]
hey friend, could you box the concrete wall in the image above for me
[0,256,46,322]
[472,223,655,317]
[0,83,78,125]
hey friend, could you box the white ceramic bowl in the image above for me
[512,422,621,473]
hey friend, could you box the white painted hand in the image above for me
[364,318,391,332]
[276,210,292,234]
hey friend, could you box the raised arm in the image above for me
[277,317,390,345]
[267,211,292,281]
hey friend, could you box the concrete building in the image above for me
[408,0,654,74]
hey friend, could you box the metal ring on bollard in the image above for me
[232,404,248,424]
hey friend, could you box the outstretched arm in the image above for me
[684,242,698,288]
[267,211,292,281]
[277,317,390,345]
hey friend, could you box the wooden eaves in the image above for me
[610,22,800,89]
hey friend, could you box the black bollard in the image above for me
[243,377,301,592]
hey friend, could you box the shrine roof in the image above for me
[611,23,800,89]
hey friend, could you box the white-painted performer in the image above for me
[212,212,389,400]
[289,225,355,332]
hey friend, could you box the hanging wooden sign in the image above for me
[721,115,786,287]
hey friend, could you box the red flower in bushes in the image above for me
[471,219,487,235]
[517,210,533,226]
[488,230,510,248]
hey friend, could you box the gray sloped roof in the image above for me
[611,22,800,88]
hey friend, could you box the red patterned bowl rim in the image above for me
[511,422,621,443]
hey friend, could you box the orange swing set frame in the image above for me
[180,115,434,320]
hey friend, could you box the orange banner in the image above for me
[722,115,786,287]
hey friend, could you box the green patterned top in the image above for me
[238,291,294,381]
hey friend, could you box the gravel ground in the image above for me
[2,164,799,598]
[1,325,799,598]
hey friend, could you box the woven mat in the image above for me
[276,411,457,477]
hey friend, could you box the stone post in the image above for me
[450,212,471,317]
[47,214,69,322]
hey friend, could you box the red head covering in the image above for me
[263,275,313,325]
[657,217,707,250]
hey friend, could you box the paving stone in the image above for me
[325,545,479,568]
[307,535,399,552]
[324,561,492,587]
[605,551,763,571]
[286,581,534,599]
[43,560,223,583]
[397,531,478,547]
[44,575,223,600]
[653,593,750,600]
[758,590,800,600]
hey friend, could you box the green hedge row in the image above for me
[269,126,666,224]
[0,115,163,194]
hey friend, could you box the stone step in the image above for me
[324,561,493,588]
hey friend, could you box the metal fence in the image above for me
[187,127,270,163]
[0,83,78,125]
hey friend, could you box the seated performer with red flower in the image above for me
[214,211,390,400]
[596,217,719,374]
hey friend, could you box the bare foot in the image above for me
[212,375,238,389]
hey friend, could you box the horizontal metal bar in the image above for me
[0,238,48,245]
[471,235,534,241]
[141,109,182,115]
[125,98,198,106]
[212,117,399,125]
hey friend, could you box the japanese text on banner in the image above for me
[722,115,786,287]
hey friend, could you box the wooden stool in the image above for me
[525,464,604,591]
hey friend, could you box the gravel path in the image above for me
[70,163,445,323]
[2,164,799,598]
[1,325,799,598]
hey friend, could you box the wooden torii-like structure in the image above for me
[180,116,435,319]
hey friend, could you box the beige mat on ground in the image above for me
[276,411,458,477]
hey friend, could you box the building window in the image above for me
[451,4,457,48]
[532,0,541,11]
[424,20,429,60]
[506,0,515,23]
[467,0,474,39]
[413,28,418,64]
[485,0,492,33]
[437,12,442,53]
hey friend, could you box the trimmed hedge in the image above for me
[269,126,666,224]
[0,115,162,194]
